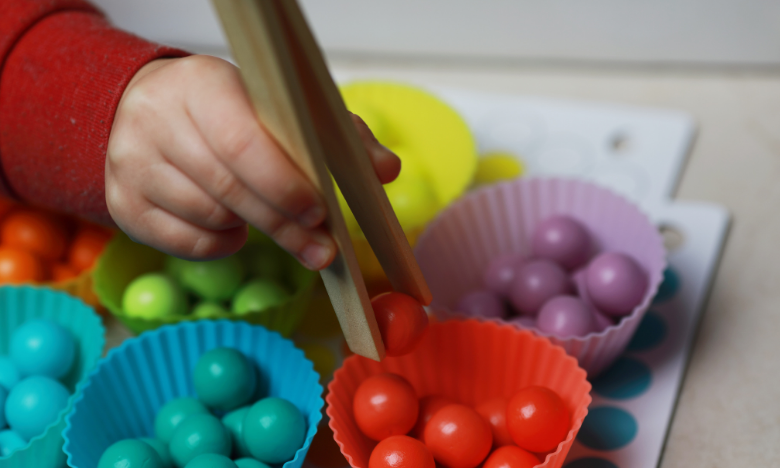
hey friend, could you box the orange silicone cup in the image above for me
[327,319,592,468]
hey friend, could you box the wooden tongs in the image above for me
[211,0,432,361]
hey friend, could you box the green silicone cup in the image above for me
[0,286,105,468]
[92,232,317,336]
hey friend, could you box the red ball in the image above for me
[506,386,570,453]
[369,435,436,468]
[423,404,492,468]
[411,395,454,439]
[353,373,419,441]
[371,292,429,357]
[482,445,541,468]
[474,397,514,447]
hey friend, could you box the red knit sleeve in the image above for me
[0,0,189,225]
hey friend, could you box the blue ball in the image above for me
[4,376,70,441]
[98,439,165,468]
[243,397,305,464]
[193,347,257,411]
[169,413,231,468]
[184,453,238,468]
[10,319,76,379]
[0,429,26,457]
[154,397,210,444]
[0,386,7,429]
[0,357,20,391]
[234,458,271,468]
[221,406,251,458]
[139,438,174,468]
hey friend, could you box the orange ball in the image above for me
[369,435,435,468]
[0,247,45,283]
[371,292,428,357]
[1,209,67,261]
[411,395,454,439]
[475,397,514,448]
[506,386,570,453]
[423,404,492,468]
[353,373,419,441]
[482,445,540,468]
[68,225,113,271]
[51,263,79,282]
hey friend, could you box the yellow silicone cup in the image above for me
[337,81,478,284]
[92,232,317,336]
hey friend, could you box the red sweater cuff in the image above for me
[0,5,189,224]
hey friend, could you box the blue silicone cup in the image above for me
[0,286,105,468]
[63,320,324,468]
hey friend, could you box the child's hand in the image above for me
[106,55,400,270]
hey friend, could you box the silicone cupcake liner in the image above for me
[92,233,317,335]
[0,286,105,468]
[327,319,591,468]
[414,178,666,376]
[46,269,103,313]
[63,320,324,468]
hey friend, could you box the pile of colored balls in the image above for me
[98,347,307,468]
[457,215,648,338]
[0,319,76,457]
[354,373,570,468]
[0,199,113,284]
[121,242,301,320]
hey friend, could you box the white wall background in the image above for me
[92,0,780,66]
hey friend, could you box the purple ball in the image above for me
[456,290,507,319]
[510,315,537,329]
[509,260,572,315]
[483,253,525,295]
[532,215,592,270]
[536,296,595,338]
[592,308,615,332]
[585,252,648,316]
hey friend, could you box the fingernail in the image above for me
[298,205,326,229]
[301,242,332,270]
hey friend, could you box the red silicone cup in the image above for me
[414,177,666,376]
[327,319,591,468]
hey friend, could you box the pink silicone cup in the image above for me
[327,319,591,468]
[414,178,666,376]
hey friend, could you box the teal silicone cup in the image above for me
[0,286,105,468]
[62,320,323,468]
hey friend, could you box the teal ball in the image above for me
[154,397,210,443]
[5,376,69,441]
[0,357,21,391]
[184,453,237,468]
[169,413,231,468]
[98,439,165,468]
[10,319,75,379]
[139,438,174,467]
[0,430,26,457]
[243,397,306,464]
[193,348,257,411]
[222,406,251,458]
[235,458,271,468]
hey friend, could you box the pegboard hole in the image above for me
[609,132,632,155]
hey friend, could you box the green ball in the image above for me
[179,257,244,301]
[234,458,271,468]
[139,438,174,468]
[242,397,306,464]
[154,397,210,444]
[122,273,187,318]
[232,279,290,315]
[194,348,257,411]
[239,244,284,280]
[98,439,165,468]
[192,301,229,318]
[169,413,231,468]
[164,256,188,280]
[222,406,252,458]
[183,453,237,468]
